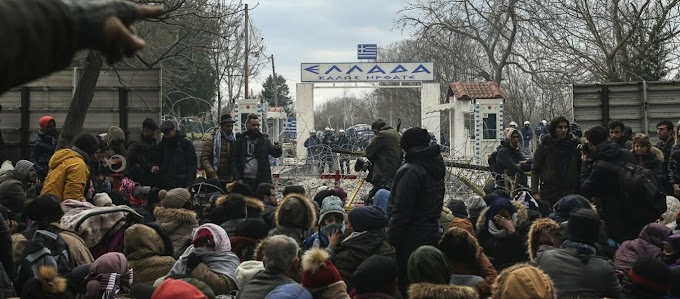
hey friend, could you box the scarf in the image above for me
[212,129,234,171]
[561,239,596,263]
[169,246,241,288]
[97,270,134,299]
[487,213,518,239]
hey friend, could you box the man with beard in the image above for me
[152,120,197,190]
[200,114,236,183]
[531,116,582,207]
[30,116,59,180]
[126,118,159,186]
[231,114,282,196]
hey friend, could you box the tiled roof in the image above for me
[447,81,503,101]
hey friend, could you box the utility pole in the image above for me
[244,3,249,99]
[271,54,278,107]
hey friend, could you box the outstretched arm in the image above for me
[0,0,164,93]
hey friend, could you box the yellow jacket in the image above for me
[41,148,90,201]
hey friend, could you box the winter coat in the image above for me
[189,263,238,295]
[153,207,199,259]
[0,214,13,298]
[439,207,455,233]
[332,230,396,291]
[261,203,277,229]
[495,140,527,186]
[41,148,90,201]
[475,201,530,271]
[580,140,637,242]
[533,247,622,298]
[527,218,562,261]
[308,280,351,299]
[200,128,234,182]
[12,223,94,267]
[491,263,557,299]
[443,222,498,296]
[407,283,478,299]
[231,132,282,184]
[662,196,680,227]
[387,144,445,250]
[153,131,197,189]
[614,223,672,275]
[123,224,176,285]
[30,131,57,179]
[520,127,532,144]
[236,269,296,299]
[229,236,259,262]
[668,144,680,186]
[125,133,158,187]
[335,135,351,151]
[530,133,581,205]
[269,193,317,245]
[657,137,674,179]
[0,170,30,216]
[365,126,402,182]
[304,136,322,157]
[633,146,665,184]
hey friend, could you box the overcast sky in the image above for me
[245,0,410,108]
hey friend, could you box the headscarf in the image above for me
[39,115,55,131]
[83,252,133,299]
[504,128,521,149]
[407,245,450,285]
[168,224,241,288]
[485,198,518,239]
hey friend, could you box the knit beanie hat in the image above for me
[447,199,469,218]
[352,255,398,294]
[348,206,388,232]
[20,266,73,299]
[628,256,672,295]
[235,218,269,240]
[407,245,450,285]
[151,278,207,299]
[161,188,191,209]
[400,127,431,151]
[13,159,34,180]
[301,249,342,289]
[107,126,126,144]
[235,260,265,288]
[93,193,113,207]
[466,195,486,219]
[265,283,313,299]
[567,208,600,244]
[318,196,346,225]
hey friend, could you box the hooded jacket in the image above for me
[153,130,197,189]
[475,201,530,271]
[125,133,158,186]
[491,264,556,299]
[387,144,446,249]
[123,224,176,285]
[614,223,672,275]
[269,193,317,245]
[365,126,402,182]
[633,146,665,183]
[531,133,581,204]
[200,128,234,182]
[231,131,282,184]
[440,224,497,297]
[407,283,478,299]
[12,222,94,267]
[30,130,58,179]
[41,148,90,201]
[495,129,527,187]
[581,140,636,242]
[527,218,562,261]
[332,230,396,291]
[533,244,622,298]
[154,207,199,259]
[0,170,31,218]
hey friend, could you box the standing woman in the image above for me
[632,133,664,183]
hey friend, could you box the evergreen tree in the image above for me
[261,74,292,115]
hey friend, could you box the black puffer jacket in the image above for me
[126,133,158,186]
[387,144,446,248]
[531,133,581,205]
[332,229,395,291]
[580,141,636,242]
[231,132,282,184]
[633,147,664,184]
[667,144,680,186]
[153,131,196,189]
[366,126,402,182]
[495,140,527,187]
[29,131,57,179]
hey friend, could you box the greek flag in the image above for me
[357,44,377,59]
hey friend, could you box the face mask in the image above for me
[46,127,59,136]
[321,222,345,236]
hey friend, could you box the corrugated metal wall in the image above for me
[0,68,162,144]
[573,81,680,139]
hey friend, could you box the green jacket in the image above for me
[365,126,402,182]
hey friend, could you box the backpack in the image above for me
[594,159,667,223]
[14,228,73,295]
[488,150,500,173]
